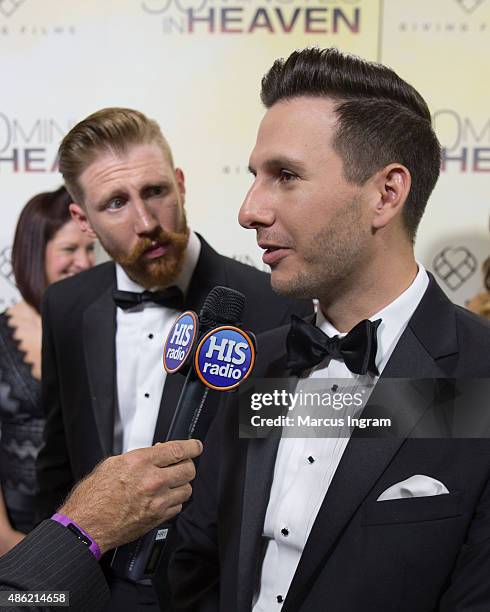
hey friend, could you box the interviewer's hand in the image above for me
[58,439,203,554]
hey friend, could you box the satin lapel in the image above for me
[82,283,117,457]
[183,235,226,312]
[283,280,460,611]
[238,351,294,612]
[152,372,185,444]
[237,433,281,612]
[152,236,227,444]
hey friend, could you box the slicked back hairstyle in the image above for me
[260,47,441,242]
[58,107,175,204]
[11,186,72,313]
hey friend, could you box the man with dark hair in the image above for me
[168,48,490,611]
[259,48,440,243]
[35,107,312,612]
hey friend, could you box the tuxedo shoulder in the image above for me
[257,322,291,345]
[253,322,291,371]
[44,262,115,307]
[454,304,490,344]
[220,254,270,289]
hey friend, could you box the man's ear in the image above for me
[371,163,411,230]
[175,168,186,201]
[69,203,98,239]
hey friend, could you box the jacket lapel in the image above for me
[237,434,281,612]
[82,278,117,457]
[184,235,227,312]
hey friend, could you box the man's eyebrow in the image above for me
[248,156,307,175]
[140,181,169,195]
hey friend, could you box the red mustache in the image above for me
[120,228,187,266]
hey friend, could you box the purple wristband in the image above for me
[51,513,101,561]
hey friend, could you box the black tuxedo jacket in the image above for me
[36,236,312,520]
[169,277,490,612]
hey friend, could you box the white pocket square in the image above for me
[377,474,449,501]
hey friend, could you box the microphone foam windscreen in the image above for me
[199,286,246,332]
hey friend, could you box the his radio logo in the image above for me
[163,311,199,373]
[195,326,255,391]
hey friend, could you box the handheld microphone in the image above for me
[111,286,254,581]
[165,286,246,440]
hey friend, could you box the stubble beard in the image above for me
[271,196,367,302]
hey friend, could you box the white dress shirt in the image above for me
[114,231,201,453]
[252,265,430,610]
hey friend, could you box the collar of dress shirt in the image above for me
[115,230,201,296]
[315,263,429,374]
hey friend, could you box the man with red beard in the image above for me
[35,108,312,612]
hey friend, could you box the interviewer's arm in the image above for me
[0,519,108,612]
[0,439,202,612]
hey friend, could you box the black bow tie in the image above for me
[286,315,381,376]
[113,287,184,311]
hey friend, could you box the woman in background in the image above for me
[0,186,95,554]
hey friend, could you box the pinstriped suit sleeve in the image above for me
[0,520,109,611]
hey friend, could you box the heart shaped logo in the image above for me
[455,0,487,14]
[0,0,25,18]
[433,246,477,290]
